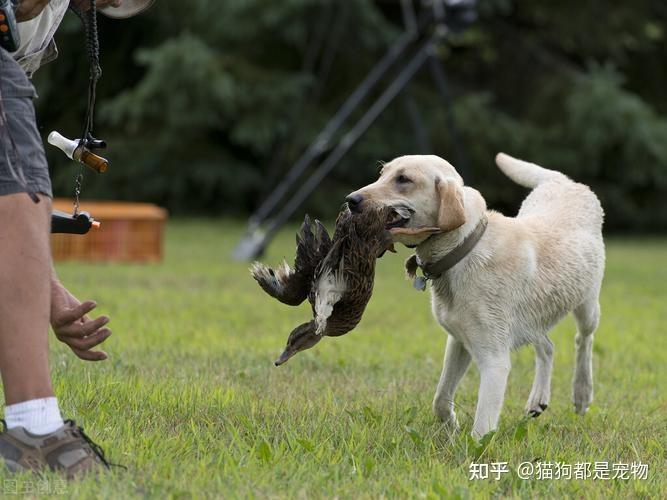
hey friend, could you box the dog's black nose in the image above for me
[346,193,364,213]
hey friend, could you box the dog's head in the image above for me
[346,155,467,247]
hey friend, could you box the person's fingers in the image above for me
[53,301,97,328]
[16,0,51,22]
[56,315,109,338]
[72,347,108,362]
[62,328,112,351]
[16,9,39,22]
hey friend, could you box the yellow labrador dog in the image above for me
[346,154,604,438]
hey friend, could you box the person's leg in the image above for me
[0,193,54,405]
[0,195,113,476]
[0,50,111,477]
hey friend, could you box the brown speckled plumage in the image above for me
[251,203,394,365]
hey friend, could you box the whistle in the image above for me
[48,131,109,173]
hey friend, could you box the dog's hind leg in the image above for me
[572,297,600,415]
[433,335,471,431]
[525,336,554,417]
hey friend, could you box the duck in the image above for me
[251,203,395,366]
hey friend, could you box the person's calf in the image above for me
[0,193,54,404]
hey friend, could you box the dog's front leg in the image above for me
[433,334,471,430]
[472,350,511,439]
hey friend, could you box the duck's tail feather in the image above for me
[250,260,308,306]
[251,214,323,306]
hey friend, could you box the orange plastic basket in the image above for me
[51,200,168,263]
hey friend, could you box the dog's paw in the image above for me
[525,387,550,418]
[441,417,460,434]
[434,407,459,432]
[573,381,593,415]
[526,402,548,418]
[573,391,592,415]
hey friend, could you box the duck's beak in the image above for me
[274,349,295,367]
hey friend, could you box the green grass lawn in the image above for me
[2,220,665,498]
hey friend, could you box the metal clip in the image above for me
[413,276,428,292]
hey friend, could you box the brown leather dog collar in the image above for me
[411,216,488,290]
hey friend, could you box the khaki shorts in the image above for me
[0,49,52,198]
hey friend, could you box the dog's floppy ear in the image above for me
[436,178,466,232]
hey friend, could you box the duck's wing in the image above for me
[250,215,320,306]
[314,219,332,258]
[312,236,347,335]
[332,207,353,240]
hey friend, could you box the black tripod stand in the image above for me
[233,0,476,260]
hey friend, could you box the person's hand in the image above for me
[15,0,52,22]
[50,280,112,361]
[70,0,123,11]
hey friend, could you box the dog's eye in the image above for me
[396,174,412,185]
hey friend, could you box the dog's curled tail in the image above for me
[495,152,567,189]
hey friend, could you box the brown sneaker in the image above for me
[0,420,112,479]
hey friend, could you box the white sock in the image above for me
[4,397,64,435]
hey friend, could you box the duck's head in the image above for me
[274,321,322,366]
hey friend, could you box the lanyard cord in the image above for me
[70,0,101,142]
[68,0,102,215]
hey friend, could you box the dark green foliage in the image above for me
[32,0,667,230]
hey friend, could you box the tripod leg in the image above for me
[233,27,423,260]
[260,0,341,197]
[248,26,420,227]
[262,38,436,244]
[428,54,472,182]
[402,88,432,154]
